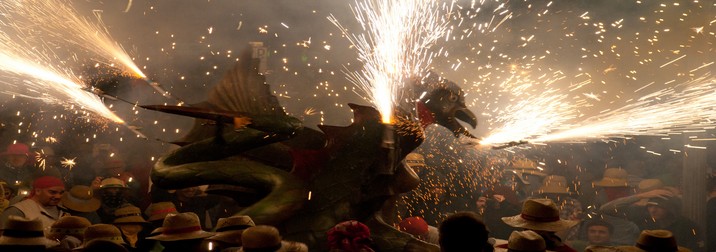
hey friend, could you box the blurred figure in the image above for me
[47,216,91,251]
[506,158,548,199]
[493,230,547,252]
[146,212,215,252]
[592,168,631,206]
[599,178,670,225]
[615,230,691,252]
[706,175,716,252]
[439,211,491,252]
[143,202,178,252]
[641,197,702,251]
[476,192,520,240]
[398,216,438,245]
[502,198,579,252]
[80,224,129,250]
[60,185,102,224]
[567,219,616,251]
[113,205,152,251]
[0,181,10,214]
[204,215,255,251]
[239,225,308,252]
[82,239,130,252]
[171,186,220,230]
[327,220,375,252]
[0,143,34,188]
[0,176,66,232]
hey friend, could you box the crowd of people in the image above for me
[0,141,713,252]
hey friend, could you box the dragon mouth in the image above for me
[447,107,478,138]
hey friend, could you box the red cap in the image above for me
[1,143,30,156]
[32,176,64,190]
[398,216,429,236]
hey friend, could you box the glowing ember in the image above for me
[60,157,77,170]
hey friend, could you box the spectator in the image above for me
[642,197,702,251]
[0,143,34,188]
[97,178,131,223]
[80,224,129,250]
[568,219,616,251]
[592,168,631,205]
[615,229,690,252]
[494,230,547,252]
[239,225,308,252]
[398,216,438,245]
[0,176,66,232]
[113,205,152,251]
[60,185,102,224]
[144,201,178,228]
[205,215,255,251]
[0,215,57,251]
[327,220,375,252]
[439,211,491,252]
[502,198,578,252]
[146,212,215,251]
[47,216,91,251]
[170,186,221,229]
[477,192,520,240]
[599,178,670,224]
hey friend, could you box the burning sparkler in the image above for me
[329,0,453,124]
[60,157,77,170]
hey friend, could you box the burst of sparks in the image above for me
[0,32,125,123]
[1,0,147,78]
[60,157,77,170]
[329,0,453,123]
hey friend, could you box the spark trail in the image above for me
[329,0,454,123]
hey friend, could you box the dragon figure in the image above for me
[145,46,477,251]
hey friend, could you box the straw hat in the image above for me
[537,175,571,194]
[501,198,578,232]
[99,178,128,189]
[0,216,56,247]
[207,215,256,244]
[144,202,178,222]
[238,225,308,252]
[637,179,664,193]
[584,246,626,252]
[145,212,214,241]
[616,230,691,252]
[50,216,91,238]
[83,224,126,245]
[61,185,101,212]
[113,205,148,224]
[404,153,426,167]
[593,168,629,187]
[0,143,30,156]
[494,230,550,252]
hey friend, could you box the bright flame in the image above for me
[1,0,146,78]
[329,0,453,123]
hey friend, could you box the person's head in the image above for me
[99,178,128,207]
[438,211,489,252]
[398,216,429,239]
[177,186,200,200]
[30,176,65,207]
[1,143,30,168]
[585,220,613,245]
[146,212,214,248]
[113,205,147,237]
[82,239,129,252]
[48,216,92,241]
[501,198,578,233]
[646,197,680,221]
[0,181,13,200]
[104,157,126,178]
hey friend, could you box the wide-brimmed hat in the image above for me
[146,212,214,242]
[509,158,547,177]
[637,179,664,193]
[0,143,30,156]
[61,185,101,213]
[0,216,57,247]
[616,230,691,252]
[145,202,178,222]
[593,168,629,187]
[113,205,148,224]
[207,215,256,244]
[537,175,571,194]
[82,224,126,245]
[502,198,578,232]
[238,225,308,252]
[99,178,128,189]
[50,216,91,238]
[494,230,551,252]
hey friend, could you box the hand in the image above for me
[493,194,506,203]
[90,177,102,190]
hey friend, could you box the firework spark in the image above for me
[0,32,124,123]
[60,157,77,170]
[329,0,453,123]
[1,0,146,78]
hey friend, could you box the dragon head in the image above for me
[415,73,477,138]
